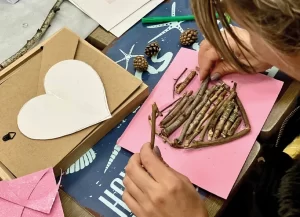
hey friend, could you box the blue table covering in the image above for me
[62,1,282,216]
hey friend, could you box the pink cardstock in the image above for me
[0,168,64,217]
[117,48,283,199]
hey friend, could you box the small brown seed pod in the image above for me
[180,29,198,46]
[133,56,148,72]
[145,42,160,57]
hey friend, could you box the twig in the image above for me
[160,92,192,126]
[162,77,210,137]
[162,96,185,121]
[221,105,239,137]
[207,83,237,140]
[178,89,213,143]
[0,0,65,71]
[163,95,194,128]
[150,103,159,149]
[175,71,197,94]
[198,115,214,142]
[183,128,251,149]
[227,116,242,136]
[175,110,197,144]
[198,90,227,128]
[187,89,228,143]
[235,95,250,128]
[173,68,187,98]
[186,84,223,136]
[148,117,173,146]
[210,83,228,102]
[212,101,235,140]
[159,97,182,116]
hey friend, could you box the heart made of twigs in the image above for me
[150,80,251,149]
[17,60,111,140]
[184,96,250,149]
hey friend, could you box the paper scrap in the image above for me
[110,0,164,37]
[17,60,112,140]
[0,168,63,217]
[117,48,283,199]
[69,0,150,31]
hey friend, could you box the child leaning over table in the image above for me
[122,1,300,217]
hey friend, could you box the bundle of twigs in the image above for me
[150,77,251,149]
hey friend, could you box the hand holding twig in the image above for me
[150,103,159,149]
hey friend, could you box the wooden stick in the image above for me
[198,90,227,128]
[183,128,251,149]
[159,97,182,116]
[212,101,235,140]
[207,84,237,140]
[162,77,209,137]
[189,87,233,143]
[148,117,173,146]
[177,86,217,143]
[235,95,250,128]
[150,103,159,149]
[187,114,214,144]
[227,116,242,136]
[173,68,187,98]
[186,89,227,144]
[163,95,194,128]
[221,105,239,137]
[186,84,222,136]
[175,110,197,144]
[160,92,191,126]
[0,0,64,71]
[175,71,197,94]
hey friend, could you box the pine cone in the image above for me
[145,42,160,57]
[133,56,148,72]
[180,29,198,46]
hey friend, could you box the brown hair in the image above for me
[191,0,300,73]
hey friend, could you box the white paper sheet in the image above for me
[110,0,164,37]
[69,0,150,31]
[18,60,112,140]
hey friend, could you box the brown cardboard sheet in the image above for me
[0,28,148,177]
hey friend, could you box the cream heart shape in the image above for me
[17,60,112,140]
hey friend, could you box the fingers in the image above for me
[125,153,157,193]
[122,190,144,216]
[140,143,173,183]
[210,61,237,79]
[123,175,146,204]
[153,146,169,167]
[198,46,221,81]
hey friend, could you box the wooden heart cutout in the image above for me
[17,60,111,140]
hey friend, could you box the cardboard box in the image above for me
[86,27,116,50]
[0,28,148,178]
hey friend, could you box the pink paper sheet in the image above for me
[0,168,64,217]
[117,48,283,199]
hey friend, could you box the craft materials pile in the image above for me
[150,69,251,149]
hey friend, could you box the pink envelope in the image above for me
[0,168,64,217]
[118,48,283,199]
